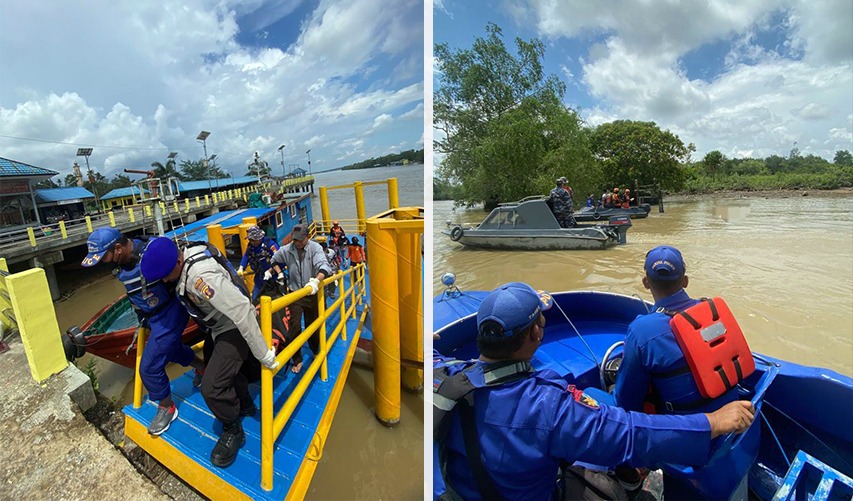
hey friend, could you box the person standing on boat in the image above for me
[268,224,330,374]
[237,225,280,304]
[81,227,204,436]
[329,220,348,266]
[549,178,573,228]
[433,281,756,501]
[348,236,366,266]
[318,240,339,299]
[139,237,280,468]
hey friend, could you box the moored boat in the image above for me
[432,276,853,500]
[444,196,632,250]
[574,203,651,222]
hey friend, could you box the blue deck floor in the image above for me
[124,282,369,500]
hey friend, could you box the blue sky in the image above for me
[0,0,423,180]
[434,0,853,162]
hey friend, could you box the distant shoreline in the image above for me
[667,187,853,202]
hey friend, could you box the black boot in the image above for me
[210,421,245,468]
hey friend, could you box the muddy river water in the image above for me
[434,194,853,377]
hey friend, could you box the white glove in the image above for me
[277,272,285,284]
[259,348,280,370]
[237,266,244,276]
[307,277,320,295]
[263,269,274,281]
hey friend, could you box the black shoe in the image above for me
[210,423,245,468]
[240,401,257,417]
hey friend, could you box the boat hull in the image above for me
[444,229,615,250]
[574,204,651,222]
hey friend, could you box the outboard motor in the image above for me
[61,326,87,362]
[607,215,632,244]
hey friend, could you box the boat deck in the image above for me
[124,273,371,500]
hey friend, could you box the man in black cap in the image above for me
[269,224,330,373]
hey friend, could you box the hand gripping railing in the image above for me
[259,262,368,492]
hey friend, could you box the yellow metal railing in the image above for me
[259,263,368,491]
[317,178,399,235]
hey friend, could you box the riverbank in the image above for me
[667,187,853,202]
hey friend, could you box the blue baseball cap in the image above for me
[477,282,553,338]
[81,227,121,267]
[644,245,686,281]
[140,237,179,282]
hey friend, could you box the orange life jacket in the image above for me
[348,244,365,263]
[667,297,755,399]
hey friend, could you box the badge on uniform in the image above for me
[146,296,159,307]
[194,277,215,299]
[567,384,600,409]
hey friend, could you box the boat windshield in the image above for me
[480,207,523,228]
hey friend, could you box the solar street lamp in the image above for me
[197,130,211,192]
[278,144,286,177]
[306,149,312,175]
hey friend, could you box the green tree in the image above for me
[64,174,79,187]
[833,150,853,166]
[150,159,183,180]
[180,159,226,181]
[590,120,694,191]
[702,150,725,179]
[109,173,132,191]
[435,23,593,206]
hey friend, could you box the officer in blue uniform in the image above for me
[433,282,756,501]
[82,227,202,436]
[237,225,281,304]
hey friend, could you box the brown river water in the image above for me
[433,194,853,377]
[53,164,425,500]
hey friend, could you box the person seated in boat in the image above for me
[268,224,330,374]
[586,194,596,208]
[139,237,280,468]
[237,225,280,304]
[549,178,573,228]
[621,188,632,208]
[433,282,756,501]
[81,227,204,437]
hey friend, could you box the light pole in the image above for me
[197,130,211,193]
[278,144,286,178]
[306,149,312,176]
[250,152,267,184]
[208,154,218,189]
[76,148,99,211]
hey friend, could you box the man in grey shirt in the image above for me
[270,224,330,373]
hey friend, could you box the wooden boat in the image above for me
[443,196,632,250]
[574,203,651,222]
[432,277,853,500]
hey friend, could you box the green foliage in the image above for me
[433,177,460,201]
[79,358,99,392]
[834,149,853,166]
[685,166,853,192]
[435,23,593,206]
[180,159,227,181]
[341,149,424,170]
[590,120,694,192]
[151,159,184,181]
[702,150,725,178]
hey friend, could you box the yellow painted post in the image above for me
[133,327,149,408]
[59,221,68,239]
[194,196,199,208]
[214,192,219,203]
[85,216,93,232]
[366,219,400,426]
[27,227,36,247]
[109,212,116,227]
[398,231,423,391]
[145,205,152,218]
[238,224,254,293]
[0,259,14,334]
[319,186,330,234]
[260,295,274,491]
[129,208,136,223]
[339,274,347,340]
[159,201,165,213]
[5,268,67,382]
[387,177,399,209]
[184,199,190,212]
[206,225,226,254]
[354,181,366,233]
[318,282,328,381]
[242,216,258,226]
[204,195,210,206]
[173,202,179,213]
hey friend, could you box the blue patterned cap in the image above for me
[477,282,553,337]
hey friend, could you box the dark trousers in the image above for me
[201,329,254,425]
[287,295,320,365]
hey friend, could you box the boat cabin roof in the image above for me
[480,198,560,230]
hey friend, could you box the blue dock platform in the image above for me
[124,279,370,500]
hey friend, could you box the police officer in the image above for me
[81,227,202,436]
[549,178,572,228]
[433,282,756,501]
[269,224,330,374]
[237,225,280,304]
[140,237,279,468]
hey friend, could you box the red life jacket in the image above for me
[668,297,755,399]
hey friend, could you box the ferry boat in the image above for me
[432,275,853,500]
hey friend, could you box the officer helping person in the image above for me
[82,227,203,436]
[433,282,756,501]
[140,237,280,468]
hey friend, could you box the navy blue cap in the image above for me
[140,237,179,282]
[477,282,553,337]
[644,245,686,281]
[81,227,121,267]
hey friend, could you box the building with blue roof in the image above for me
[0,156,60,231]
[100,186,150,210]
[34,187,95,224]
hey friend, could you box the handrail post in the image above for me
[318,284,328,381]
[319,186,330,235]
[387,178,399,209]
[133,327,149,408]
[85,215,93,232]
[260,295,274,491]
[206,225,226,255]
[354,181,366,233]
[339,274,348,340]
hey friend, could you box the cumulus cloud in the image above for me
[0,0,423,179]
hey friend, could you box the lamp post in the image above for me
[76,148,99,211]
[250,152,267,184]
[197,130,211,193]
[306,149,312,176]
[278,144,286,178]
[208,154,218,190]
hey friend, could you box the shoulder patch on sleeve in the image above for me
[567,384,600,409]
[194,277,215,299]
